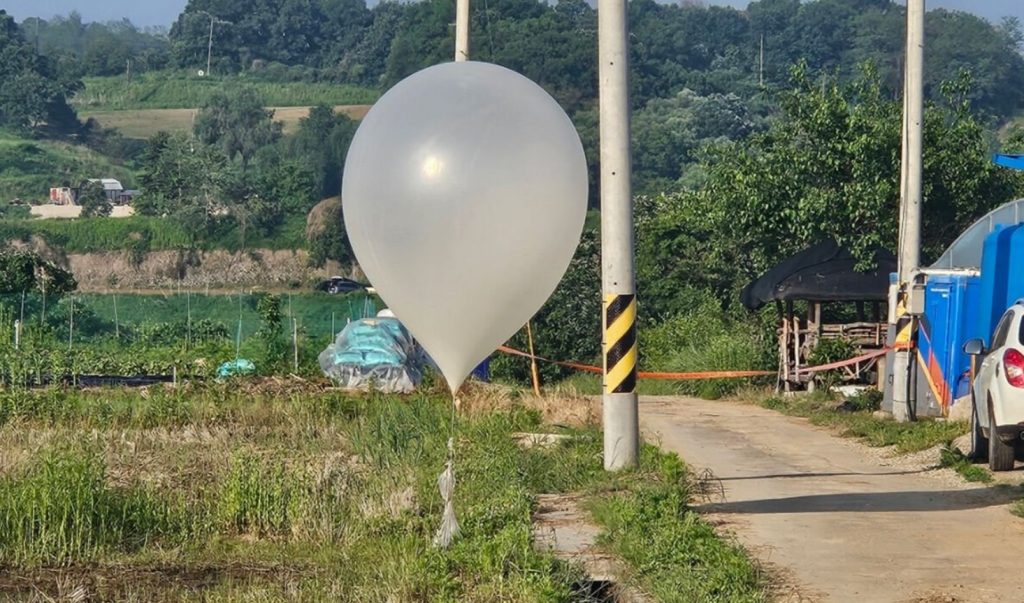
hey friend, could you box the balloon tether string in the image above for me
[433,391,460,548]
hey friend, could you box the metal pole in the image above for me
[293,317,299,373]
[893,0,925,423]
[113,293,120,340]
[599,0,639,470]
[455,0,470,62]
[68,297,74,351]
[759,34,765,88]
[207,16,215,76]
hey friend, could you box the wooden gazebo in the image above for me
[741,240,897,391]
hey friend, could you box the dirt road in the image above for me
[640,396,1024,603]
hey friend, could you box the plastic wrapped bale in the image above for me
[217,359,256,380]
[319,317,423,393]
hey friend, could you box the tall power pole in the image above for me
[598,0,639,470]
[455,0,470,62]
[893,0,925,423]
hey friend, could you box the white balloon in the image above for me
[342,61,588,392]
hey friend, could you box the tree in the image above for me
[0,10,81,132]
[289,105,357,199]
[136,131,229,232]
[632,89,757,193]
[644,64,1021,310]
[194,88,282,168]
[76,180,111,217]
[0,250,76,296]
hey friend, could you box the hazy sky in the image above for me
[1,0,1021,28]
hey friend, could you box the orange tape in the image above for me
[498,344,894,381]
[497,345,774,380]
[791,347,891,375]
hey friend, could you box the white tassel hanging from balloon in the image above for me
[433,433,460,548]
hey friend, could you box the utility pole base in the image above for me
[892,350,911,423]
[603,392,639,470]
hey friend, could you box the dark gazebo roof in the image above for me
[740,240,897,310]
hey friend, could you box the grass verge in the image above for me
[938,444,993,483]
[589,450,765,602]
[759,392,967,454]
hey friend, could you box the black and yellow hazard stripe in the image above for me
[604,293,637,395]
[894,289,913,348]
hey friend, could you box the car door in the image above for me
[976,310,1015,428]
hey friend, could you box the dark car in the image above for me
[316,277,368,294]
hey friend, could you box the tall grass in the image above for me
[0,386,767,600]
[0,449,176,564]
[73,73,379,111]
[641,292,775,399]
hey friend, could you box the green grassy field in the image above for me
[73,73,379,111]
[0,384,766,601]
[80,104,372,139]
[0,131,136,203]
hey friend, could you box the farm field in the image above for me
[81,105,373,139]
[72,291,378,343]
[72,74,379,111]
[0,383,765,601]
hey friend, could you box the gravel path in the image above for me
[640,396,1024,603]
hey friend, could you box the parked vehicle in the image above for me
[964,300,1024,471]
[315,277,367,295]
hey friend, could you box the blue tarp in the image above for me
[217,358,256,379]
[318,317,423,393]
[994,154,1024,171]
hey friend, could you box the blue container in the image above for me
[916,273,981,413]
[974,223,1024,345]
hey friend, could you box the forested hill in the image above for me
[161,0,1024,118]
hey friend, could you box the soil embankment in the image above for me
[58,248,347,291]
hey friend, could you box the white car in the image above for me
[964,300,1024,471]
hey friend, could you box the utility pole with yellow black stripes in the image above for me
[598,0,639,470]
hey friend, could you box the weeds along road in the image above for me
[640,396,1024,603]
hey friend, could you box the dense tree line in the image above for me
[0,11,80,132]
[167,0,1024,119]
[19,13,170,78]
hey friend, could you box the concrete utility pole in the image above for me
[455,0,470,62]
[598,0,639,470]
[892,0,925,423]
[198,11,231,76]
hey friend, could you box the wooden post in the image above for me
[526,321,541,396]
[792,311,801,386]
[781,310,790,391]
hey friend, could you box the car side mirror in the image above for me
[963,338,987,356]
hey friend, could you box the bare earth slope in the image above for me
[640,396,1024,603]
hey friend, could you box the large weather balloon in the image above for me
[342,61,588,392]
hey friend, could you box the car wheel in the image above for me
[988,398,1015,472]
[969,397,988,462]
[328,285,340,294]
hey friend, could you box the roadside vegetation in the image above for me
[0,383,766,601]
[759,391,968,454]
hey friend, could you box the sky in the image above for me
[1,0,1022,28]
